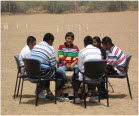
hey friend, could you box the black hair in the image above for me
[27,36,36,45]
[102,36,113,45]
[84,36,93,46]
[65,32,74,40]
[92,36,101,47]
[43,33,54,42]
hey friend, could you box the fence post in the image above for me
[16,24,19,30]
[78,24,81,32]
[86,24,88,32]
[26,24,28,30]
[57,25,59,33]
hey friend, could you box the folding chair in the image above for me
[73,59,109,108]
[107,54,132,99]
[13,55,27,99]
[22,58,57,106]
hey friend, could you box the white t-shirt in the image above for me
[78,45,101,81]
[19,45,31,66]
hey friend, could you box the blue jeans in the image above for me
[59,64,78,71]
[56,68,68,90]
[59,64,78,83]
[39,68,68,91]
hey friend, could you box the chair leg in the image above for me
[73,69,75,104]
[17,76,21,97]
[73,81,75,104]
[98,85,101,103]
[35,83,39,106]
[126,74,132,100]
[106,77,109,107]
[19,78,24,103]
[83,82,86,108]
[55,79,57,104]
[14,73,19,99]
[108,80,114,93]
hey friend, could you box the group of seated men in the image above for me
[19,32,126,103]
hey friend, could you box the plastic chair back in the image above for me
[84,59,107,79]
[125,54,132,72]
[14,55,21,73]
[23,58,41,79]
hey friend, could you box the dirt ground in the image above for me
[1,11,138,115]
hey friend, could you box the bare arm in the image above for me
[69,60,78,70]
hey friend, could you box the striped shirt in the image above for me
[78,45,101,80]
[30,41,57,69]
[58,44,79,65]
[106,45,126,74]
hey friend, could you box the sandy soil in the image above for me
[1,11,138,115]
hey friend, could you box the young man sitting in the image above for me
[19,36,36,73]
[30,33,68,101]
[72,36,102,104]
[58,32,79,71]
[102,36,126,75]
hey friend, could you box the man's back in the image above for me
[30,41,57,69]
[19,45,31,66]
[107,45,126,74]
[78,45,101,80]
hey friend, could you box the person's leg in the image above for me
[106,65,118,75]
[36,81,51,99]
[41,81,53,94]
[58,65,68,71]
[56,68,68,96]
[72,68,81,97]
[88,84,96,96]
[71,68,81,103]
[74,64,78,68]
[40,68,54,99]
[87,84,97,103]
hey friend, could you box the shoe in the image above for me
[68,94,74,100]
[94,96,98,100]
[57,96,69,102]
[89,96,95,103]
[45,92,54,100]
[72,97,80,104]
[38,90,47,99]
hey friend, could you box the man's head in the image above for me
[84,36,93,47]
[102,36,113,51]
[65,32,74,46]
[43,33,54,46]
[27,36,36,50]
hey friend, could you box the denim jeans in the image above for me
[59,64,78,84]
[39,67,68,91]
[59,64,78,71]
[56,67,68,90]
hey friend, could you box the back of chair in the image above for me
[14,55,21,73]
[84,60,107,79]
[125,54,132,72]
[23,58,41,78]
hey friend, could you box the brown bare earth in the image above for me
[1,11,138,115]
